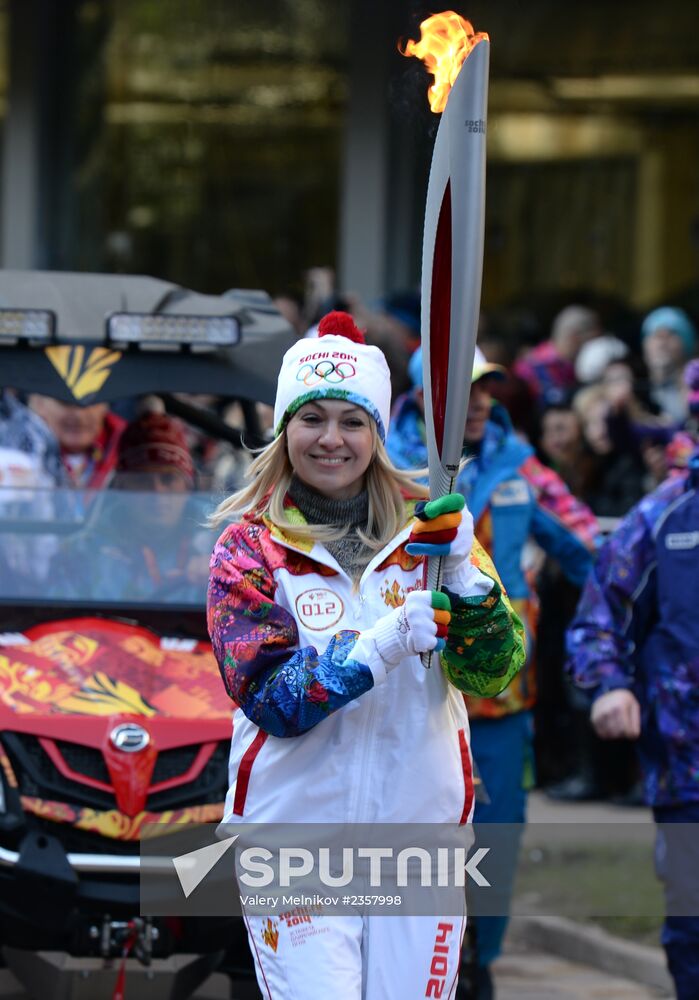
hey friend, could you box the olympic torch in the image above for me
[403,13,490,667]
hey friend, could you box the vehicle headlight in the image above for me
[106,313,240,352]
[0,309,56,345]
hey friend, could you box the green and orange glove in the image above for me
[406,493,472,561]
[406,493,491,596]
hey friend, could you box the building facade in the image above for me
[1,0,698,318]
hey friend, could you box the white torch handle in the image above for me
[421,469,457,669]
[419,40,489,669]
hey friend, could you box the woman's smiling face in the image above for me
[286,400,374,500]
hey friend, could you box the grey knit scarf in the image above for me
[288,475,374,580]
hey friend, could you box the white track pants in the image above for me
[243,909,466,1000]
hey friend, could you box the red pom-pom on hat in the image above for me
[317,310,366,345]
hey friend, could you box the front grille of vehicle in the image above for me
[146,741,229,811]
[1,732,115,810]
[151,744,201,784]
[0,733,228,819]
[56,740,111,784]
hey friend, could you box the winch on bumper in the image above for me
[0,832,245,1000]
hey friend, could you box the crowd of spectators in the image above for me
[486,302,699,800]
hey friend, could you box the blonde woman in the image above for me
[207,311,525,999]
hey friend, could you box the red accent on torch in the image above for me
[430,181,452,455]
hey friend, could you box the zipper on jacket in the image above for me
[267,514,416,823]
[346,588,387,824]
[347,636,381,822]
[353,592,367,621]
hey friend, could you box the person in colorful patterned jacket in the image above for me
[567,448,699,1000]
[513,304,602,410]
[387,348,598,998]
[207,311,526,1000]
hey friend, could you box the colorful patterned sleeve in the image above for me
[207,522,374,738]
[512,355,541,401]
[440,539,527,697]
[566,498,658,698]
[521,454,598,586]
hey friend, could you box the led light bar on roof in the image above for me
[0,309,56,345]
[106,313,240,351]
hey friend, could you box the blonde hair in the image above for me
[572,383,608,421]
[209,423,428,552]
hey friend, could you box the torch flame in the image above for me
[401,11,489,113]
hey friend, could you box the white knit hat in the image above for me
[574,335,629,384]
[273,312,392,441]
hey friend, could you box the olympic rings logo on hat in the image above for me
[296,360,356,386]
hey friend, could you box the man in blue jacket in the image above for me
[388,349,597,997]
[567,450,699,1000]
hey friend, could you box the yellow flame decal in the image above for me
[45,346,122,401]
[54,671,157,717]
[121,635,165,667]
[29,632,99,668]
[21,797,224,840]
[262,919,280,952]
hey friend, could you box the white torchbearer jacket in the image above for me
[207,499,526,826]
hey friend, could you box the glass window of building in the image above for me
[58,0,349,296]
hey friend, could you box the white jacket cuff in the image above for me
[442,559,494,598]
[355,614,405,685]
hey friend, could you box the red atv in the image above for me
[0,271,294,999]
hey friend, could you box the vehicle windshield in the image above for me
[0,483,224,609]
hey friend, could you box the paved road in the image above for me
[497,792,670,998]
[0,945,672,999]
[493,942,672,999]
